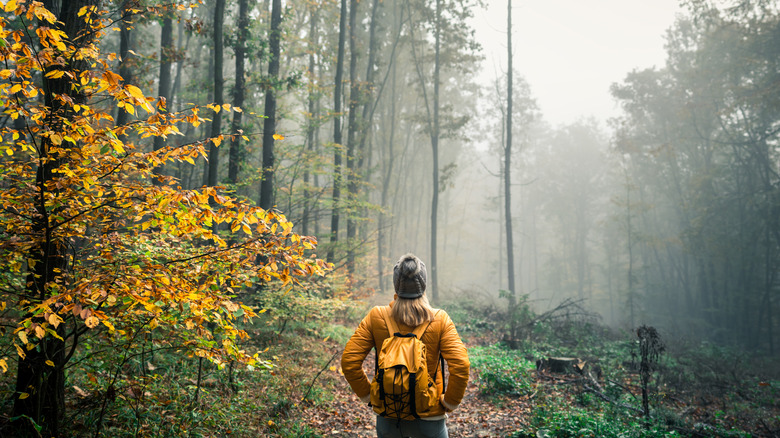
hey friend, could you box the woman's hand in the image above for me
[439,395,453,412]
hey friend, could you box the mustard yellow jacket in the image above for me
[341,302,470,417]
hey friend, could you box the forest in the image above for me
[0,0,777,436]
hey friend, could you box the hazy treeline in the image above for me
[468,0,780,353]
[610,1,780,351]
[95,0,777,352]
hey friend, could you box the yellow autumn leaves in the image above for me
[0,0,330,376]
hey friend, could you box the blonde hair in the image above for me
[392,294,435,328]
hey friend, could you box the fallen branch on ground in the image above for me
[583,384,644,415]
[301,349,341,405]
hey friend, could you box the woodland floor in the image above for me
[300,342,780,438]
[307,347,534,438]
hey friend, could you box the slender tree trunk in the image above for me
[152,13,174,183]
[260,0,281,210]
[202,39,214,188]
[172,13,190,183]
[499,143,504,291]
[429,0,442,301]
[328,0,347,263]
[626,170,635,328]
[606,234,616,323]
[208,0,225,187]
[378,5,400,295]
[354,0,382,269]
[345,0,359,273]
[228,0,248,187]
[155,14,174,131]
[769,288,775,354]
[302,5,319,236]
[116,2,133,129]
[313,61,324,237]
[171,12,188,113]
[504,0,517,346]
[576,209,587,299]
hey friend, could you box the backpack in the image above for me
[370,306,444,420]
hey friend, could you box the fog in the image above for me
[343,0,779,353]
[102,0,778,353]
[473,0,684,126]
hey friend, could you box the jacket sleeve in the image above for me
[439,311,470,411]
[340,307,378,402]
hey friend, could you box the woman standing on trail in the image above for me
[341,253,470,438]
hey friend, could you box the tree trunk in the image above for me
[429,0,442,302]
[199,16,213,188]
[536,357,584,374]
[302,5,319,236]
[345,0,359,273]
[116,2,133,130]
[378,3,401,294]
[228,0,248,187]
[208,0,225,187]
[354,0,382,273]
[260,0,281,210]
[12,1,97,435]
[626,170,635,329]
[328,0,347,263]
[13,337,66,437]
[172,13,191,184]
[152,13,174,183]
[504,0,517,346]
[171,12,189,113]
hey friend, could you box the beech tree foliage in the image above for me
[0,2,327,435]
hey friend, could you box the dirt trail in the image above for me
[307,354,533,438]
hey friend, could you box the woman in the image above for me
[341,253,470,438]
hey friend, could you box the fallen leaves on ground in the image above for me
[306,353,534,438]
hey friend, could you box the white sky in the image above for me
[472,0,685,126]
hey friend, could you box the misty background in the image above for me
[121,0,778,354]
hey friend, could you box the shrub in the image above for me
[470,345,535,396]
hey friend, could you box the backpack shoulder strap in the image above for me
[411,309,441,340]
[374,306,395,375]
[379,305,399,336]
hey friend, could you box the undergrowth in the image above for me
[58,322,345,437]
[1,286,774,437]
[467,309,778,438]
[37,283,358,437]
[470,345,535,396]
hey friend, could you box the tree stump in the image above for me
[536,357,586,374]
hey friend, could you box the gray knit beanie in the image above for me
[393,253,427,299]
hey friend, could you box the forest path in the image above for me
[307,351,533,437]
